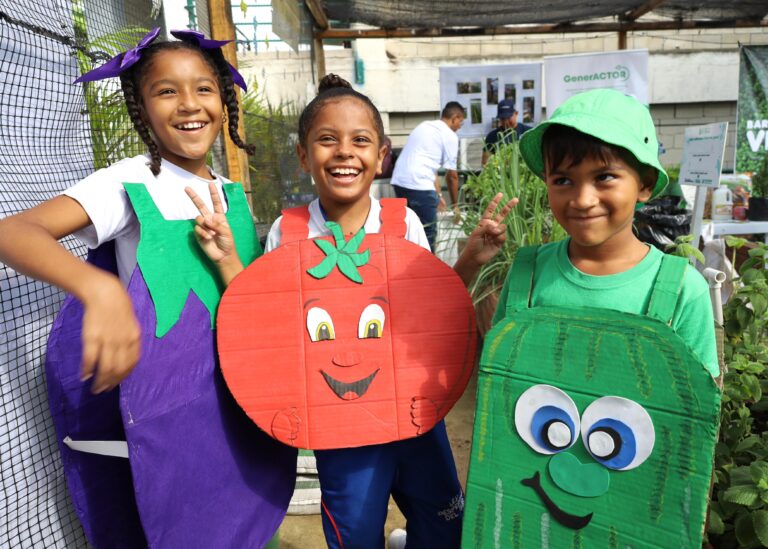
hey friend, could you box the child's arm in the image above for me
[185,183,244,286]
[0,196,140,393]
[453,192,518,287]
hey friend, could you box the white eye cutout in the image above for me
[580,396,655,471]
[358,303,385,339]
[306,307,335,342]
[515,384,580,455]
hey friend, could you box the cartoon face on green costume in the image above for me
[463,250,721,549]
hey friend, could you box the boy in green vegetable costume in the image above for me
[463,89,722,548]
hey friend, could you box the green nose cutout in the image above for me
[548,452,610,498]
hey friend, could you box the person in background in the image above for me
[375,135,396,179]
[482,98,531,166]
[390,102,465,250]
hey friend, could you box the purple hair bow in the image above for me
[74,27,248,92]
[170,29,248,92]
[74,27,161,84]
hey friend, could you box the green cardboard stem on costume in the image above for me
[306,222,370,284]
[124,183,261,337]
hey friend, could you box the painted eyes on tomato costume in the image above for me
[307,307,335,341]
[515,385,655,471]
[306,304,386,342]
[358,303,385,339]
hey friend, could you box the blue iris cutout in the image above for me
[530,405,576,452]
[586,418,637,469]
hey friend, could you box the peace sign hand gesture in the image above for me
[185,182,244,286]
[453,192,519,287]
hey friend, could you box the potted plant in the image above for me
[458,140,566,334]
[704,236,768,548]
[748,154,768,221]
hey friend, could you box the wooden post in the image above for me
[304,0,328,86]
[618,30,627,50]
[313,36,326,84]
[208,0,250,189]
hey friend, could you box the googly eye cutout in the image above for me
[580,396,655,471]
[358,303,385,339]
[515,385,580,455]
[306,307,335,342]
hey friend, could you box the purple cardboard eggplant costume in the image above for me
[45,183,296,548]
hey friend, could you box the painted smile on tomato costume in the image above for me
[320,367,380,400]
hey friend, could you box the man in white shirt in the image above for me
[390,102,465,250]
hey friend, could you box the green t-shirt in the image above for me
[493,238,719,377]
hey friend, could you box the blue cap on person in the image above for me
[497,99,517,120]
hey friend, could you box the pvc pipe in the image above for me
[702,268,726,325]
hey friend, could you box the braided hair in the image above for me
[119,41,254,176]
[298,74,385,149]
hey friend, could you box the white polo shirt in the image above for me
[390,120,458,192]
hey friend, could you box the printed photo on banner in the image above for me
[486,78,499,105]
[439,63,542,138]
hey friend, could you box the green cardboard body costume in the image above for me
[462,246,721,548]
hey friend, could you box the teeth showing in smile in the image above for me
[175,122,207,130]
[330,168,361,176]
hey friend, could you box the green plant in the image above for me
[240,83,308,223]
[707,237,768,548]
[71,5,147,169]
[665,234,705,265]
[459,141,566,303]
[751,155,768,199]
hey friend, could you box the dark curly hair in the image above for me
[297,73,385,148]
[119,40,254,176]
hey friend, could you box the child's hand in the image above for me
[186,183,244,285]
[186,183,235,264]
[453,193,518,287]
[81,275,141,393]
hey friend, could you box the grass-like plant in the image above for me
[458,140,566,304]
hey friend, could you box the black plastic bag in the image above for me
[634,196,692,251]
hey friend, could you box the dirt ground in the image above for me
[277,371,478,549]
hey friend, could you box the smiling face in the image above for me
[544,153,652,256]
[297,97,386,209]
[139,49,224,178]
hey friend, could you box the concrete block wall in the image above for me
[384,27,768,61]
[652,102,737,171]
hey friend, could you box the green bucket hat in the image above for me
[519,89,668,199]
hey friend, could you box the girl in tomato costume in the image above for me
[190,74,516,549]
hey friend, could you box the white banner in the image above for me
[439,63,542,138]
[544,49,649,114]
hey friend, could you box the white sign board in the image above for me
[679,122,730,248]
[679,122,729,187]
[544,49,649,114]
[439,63,542,138]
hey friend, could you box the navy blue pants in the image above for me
[315,421,464,549]
[392,185,439,252]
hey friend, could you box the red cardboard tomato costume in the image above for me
[217,199,477,450]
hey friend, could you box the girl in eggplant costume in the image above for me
[0,29,295,548]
